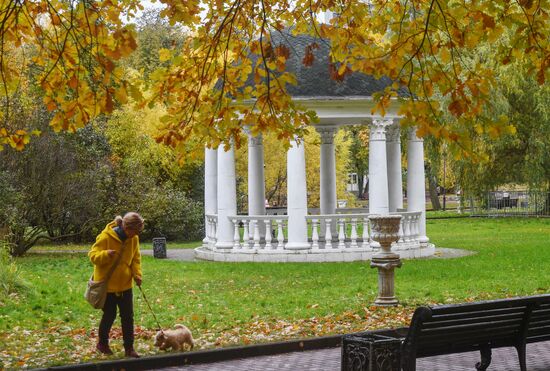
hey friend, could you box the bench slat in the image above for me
[528,318,550,327]
[532,310,550,315]
[423,312,524,328]
[530,310,550,318]
[416,337,518,358]
[528,325,550,335]
[421,327,521,339]
[430,295,550,315]
[431,306,527,319]
[527,333,550,343]
[418,324,521,345]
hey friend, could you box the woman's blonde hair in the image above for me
[114,212,144,233]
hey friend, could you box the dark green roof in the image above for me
[271,31,399,98]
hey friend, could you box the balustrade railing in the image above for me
[306,213,371,250]
[229,215,287,251]
[205,211,422,251]
[205,214,218,248]
[393,211,421,244]
[306,211,421,250]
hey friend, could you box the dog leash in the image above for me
[137,284,164,335]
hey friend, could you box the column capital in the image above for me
[408,127,423,142]
[316,126,337,144]
[244,126,263,147]
[372,118,394,127]
[386,122,401,143]
[370,118,392,141]
[248,133,263,146]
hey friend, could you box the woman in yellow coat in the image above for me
[89,212,144,358]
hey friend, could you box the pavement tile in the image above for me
[161,341,550,370]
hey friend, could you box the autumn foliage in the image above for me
[1,0,549,156]
[0,0,143,149]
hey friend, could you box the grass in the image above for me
[426,210,472,218]
[0,217,549,368]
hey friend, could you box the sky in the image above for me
[133,1,332,23]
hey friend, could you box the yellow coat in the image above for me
[88,221,142,293]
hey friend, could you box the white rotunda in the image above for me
[195,32,434,262]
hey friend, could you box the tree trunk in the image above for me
[357,172,365,199]
[427,167,441,210]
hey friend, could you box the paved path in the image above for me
[161,341,550,370]
[140,248,197,261]
[32,247,472,262]
[141,247,473,262]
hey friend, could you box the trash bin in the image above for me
[341,333,402,371]
[152,237,167,259]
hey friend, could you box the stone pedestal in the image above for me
[369,215,402,306]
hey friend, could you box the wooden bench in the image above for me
[400,294,550,371]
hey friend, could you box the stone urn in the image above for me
[369,215,402,306]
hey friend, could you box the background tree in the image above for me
[0,0,142,148]
[0,99,114,255]
[125,8,187,80]
[0,8,207,256]
[425,137,443,210]
[425,53,549,210]
[104,105,204,241]
[345,126,370,200]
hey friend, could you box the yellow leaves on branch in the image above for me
[0,0,141,149]
[0,128,40,152]
[2,0,550,154]
[146,0,549,157]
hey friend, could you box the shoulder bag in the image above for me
[84,241,126,309]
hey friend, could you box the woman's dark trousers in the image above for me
[98,289,134,349]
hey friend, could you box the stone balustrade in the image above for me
[306,211,421,251]
[203,211,422,252]
[204,214,218,248]
[230,215,286,251]
[198,210,431,262]
[306,213,371,250]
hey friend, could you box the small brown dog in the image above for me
[154,324,194,352]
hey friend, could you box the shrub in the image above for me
[140,188,204,241]
[0,242,30,302]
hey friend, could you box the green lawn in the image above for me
[0,217,549,368]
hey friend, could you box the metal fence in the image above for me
[472,190,550,217]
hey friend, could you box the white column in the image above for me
[318,126,337,237]
[286,138,310,250]
[386,121,403,212]
[215,143,237,249]
[368,119,390,215]
[407,127,429,244]
[203,147,218,246]
[248,133,266,236]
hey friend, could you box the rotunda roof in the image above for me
[266,31,408,98]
